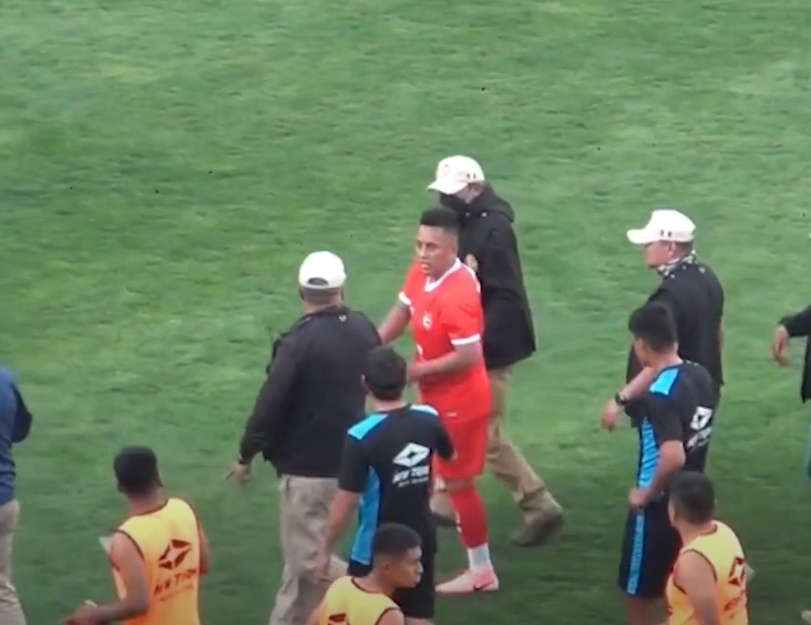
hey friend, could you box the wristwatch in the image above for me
[614,392,629,407]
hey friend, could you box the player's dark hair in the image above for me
[372,523,422,561]
[628,302,677,353]
[364,345,407,401]
[669,471,715,524]
[114,446,160,496]
[419,207,461,235]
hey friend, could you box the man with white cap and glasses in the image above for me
[601,209,724,433]
[426,155,564,548]
[229,251,380,625]
[600,210,727,625]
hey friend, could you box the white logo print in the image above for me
[392,443,431,487]
[394,443,430,468]
[422,313,432,330]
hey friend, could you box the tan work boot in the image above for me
[510,493,564,547]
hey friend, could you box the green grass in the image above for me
[1,0,810,623]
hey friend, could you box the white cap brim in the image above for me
[427,178,468,194]
[627,228,657,245]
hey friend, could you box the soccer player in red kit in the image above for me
[378,207,498,595]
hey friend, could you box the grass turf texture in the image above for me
[1,0,810,622]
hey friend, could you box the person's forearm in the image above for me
[323,494,357,552]
[620,367,657,401]
[92,599,148,623]
[418,349,479,376]
[692,598,722,625]
[646,448,685,496]
[378,305,410,344]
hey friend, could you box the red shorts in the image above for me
[434,415,488,481]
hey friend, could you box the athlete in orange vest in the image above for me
[309,524,422,625]
[665,471,748,625]
[64,446,210,625]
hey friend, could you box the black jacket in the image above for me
[440,185,536,370]
[780,306,811,402]
[238,306,380,477]
[625,259,724,421]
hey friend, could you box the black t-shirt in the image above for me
[338,404,454,565]
[626,260,724,421]
[635,362,719,490]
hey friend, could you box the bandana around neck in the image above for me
[657,252,697,278]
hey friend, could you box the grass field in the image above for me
[2,0,811,623]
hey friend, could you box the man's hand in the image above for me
[226,460,252,485]
[600,398,621,431]
[64,601,102,625]
[407,361,427,384]
[772,325,791,366]
[628,487,650,512]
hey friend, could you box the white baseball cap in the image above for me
[427,155,485,195]
[298,251,346,289]
[627,209,696,246]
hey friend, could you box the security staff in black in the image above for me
[227,251,380,625]
[427,154,562,547]
[601,209,724,437]
[320,345,455,621]
[616,302,719,625]
[773,306,811,402]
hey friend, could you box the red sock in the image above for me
[447,485,489,548]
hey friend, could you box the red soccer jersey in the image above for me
[399,258,491,421]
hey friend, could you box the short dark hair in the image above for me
[372,523,422,561]
[419,207,460,235]
[364,346,407,401]
[628,302,677,353]
[300,286,341,306]
[114,446,160,496]
[669,471,715,524]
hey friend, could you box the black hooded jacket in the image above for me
[440,185,536,370]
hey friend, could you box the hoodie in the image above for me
[440,185,536,370]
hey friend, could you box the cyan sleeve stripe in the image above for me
[649,367,679,396]
[410,404,439,417]
[348,413,388,440]
[350,468,381,565]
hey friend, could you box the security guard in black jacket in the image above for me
[773,306,811,402]
[227,251,380,625]
[601,209,725,430]
[426,154,563,547]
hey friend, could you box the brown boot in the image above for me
[510,493,564,547]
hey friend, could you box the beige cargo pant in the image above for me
[432,368,559,520]
[269,476,347,625]
[0,500,26,625]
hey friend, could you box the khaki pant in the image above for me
[0,500,26,625]
[432,368,559,521]
[269,476,347,625]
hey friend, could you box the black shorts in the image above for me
[348,539,435,619]
[617,498,681,599]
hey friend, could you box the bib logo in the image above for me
[154,538,197,600]
[464,255,478,273]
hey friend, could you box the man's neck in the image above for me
[360,571,395,597]
[648,351,682,373]
[370,399,408,413]
[678,521,715,545]
[428,258,458,282]
[303,302,340,315]
[127,492,165,516]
